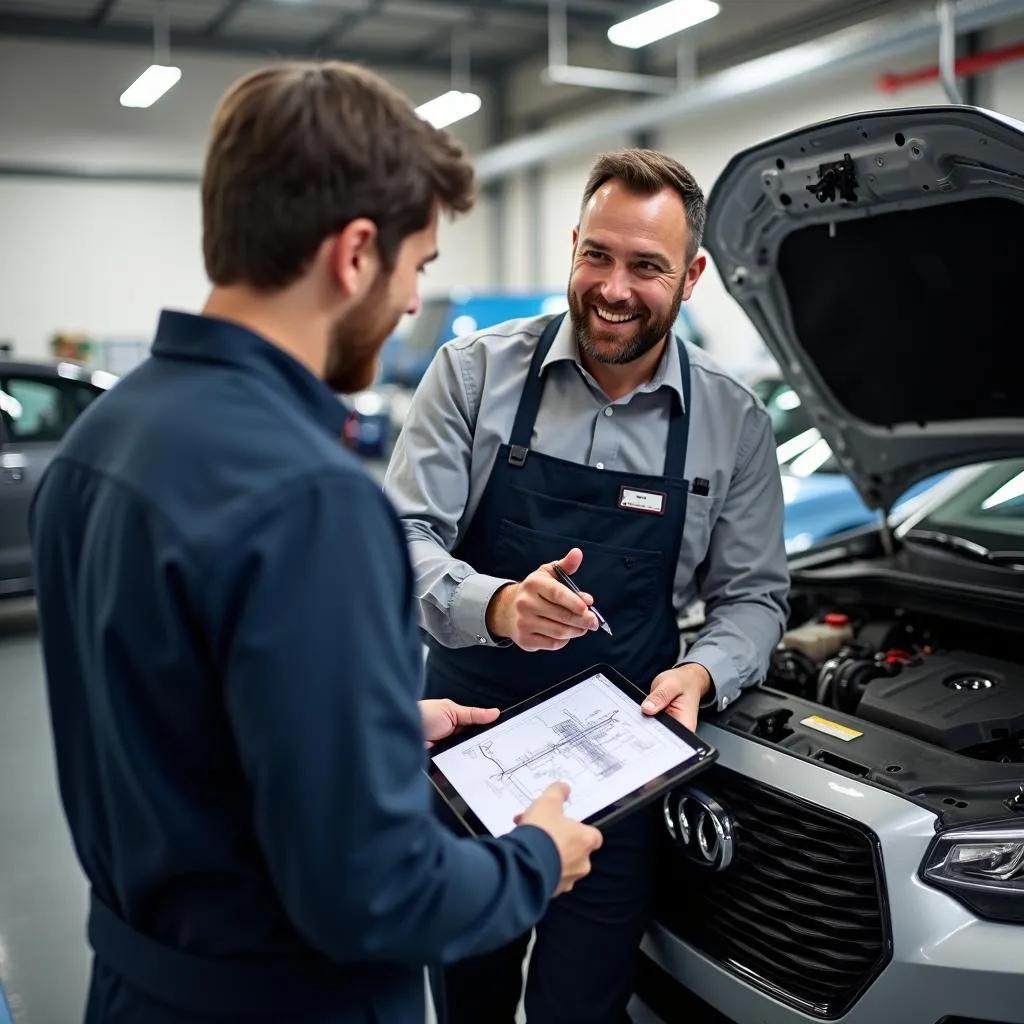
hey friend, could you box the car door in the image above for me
[0,372,103,595]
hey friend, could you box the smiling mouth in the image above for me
[592,306,640,325]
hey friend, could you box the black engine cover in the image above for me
[856,650,1024,752]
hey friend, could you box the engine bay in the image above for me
[768,610,1024,764]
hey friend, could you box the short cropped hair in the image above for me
[581,149,706,261]
[202,61,475,290]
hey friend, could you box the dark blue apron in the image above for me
[425,313,692,1024]
[424,312,691,708]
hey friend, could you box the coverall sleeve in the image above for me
[216,469,560,965]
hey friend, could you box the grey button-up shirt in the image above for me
[383,312,789,710]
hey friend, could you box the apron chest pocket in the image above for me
[494,518,662,621]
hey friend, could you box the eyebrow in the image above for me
[580,238,671,267]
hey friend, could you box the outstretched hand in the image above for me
[420,699,500,748]
[485,547,599,651]
[641,663,713,731]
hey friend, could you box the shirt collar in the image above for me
[151,310,350,437]
[539,311,687,411]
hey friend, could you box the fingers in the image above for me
[554,547,584,575]
[665,704,697,731]
[539,781,571,805]
[448,703,500,728]
[520,629,586,652]
[538,575,593,616]
[641,680,683,715]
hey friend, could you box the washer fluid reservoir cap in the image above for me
[824,613,850,627]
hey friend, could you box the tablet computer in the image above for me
[426,663,717,837]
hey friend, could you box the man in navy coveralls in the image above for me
[29,61,602,1024]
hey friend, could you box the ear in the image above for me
[330,217,380,299]
[680,253,707,302]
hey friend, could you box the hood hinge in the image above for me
[879,507,896,557]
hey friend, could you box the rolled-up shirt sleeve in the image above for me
[214,471,560,965]
[384,345,514,649]
[681,406,790,710]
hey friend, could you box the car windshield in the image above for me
[751,377,841,474]
[911,458,1024,552]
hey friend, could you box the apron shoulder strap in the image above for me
[508,313,564,451]
[508,319,692,480]
[663,336,692,481]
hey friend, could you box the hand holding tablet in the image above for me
[427,664,717,838]
[513,782,604,894]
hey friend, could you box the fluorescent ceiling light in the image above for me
[120,64,181,108]
[608,0,720,49]
[415,90,481,129]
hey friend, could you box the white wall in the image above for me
[0,38,492,359]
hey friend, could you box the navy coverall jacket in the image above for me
[29,311,560,1023]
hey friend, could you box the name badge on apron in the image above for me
[617,486,667,516]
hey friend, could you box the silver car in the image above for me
[0,361,116,597]
[633,106,1024,1024]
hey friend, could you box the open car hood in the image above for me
[705,106,1024,512]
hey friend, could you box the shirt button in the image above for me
[596,462,605,470]
[604,407,614,417]
[476,635,487,644]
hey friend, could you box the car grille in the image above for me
[655,766,890,1019]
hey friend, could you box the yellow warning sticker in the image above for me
[800,715,863,742]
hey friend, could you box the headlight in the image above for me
[920,822,1024,923]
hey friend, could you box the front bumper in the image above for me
[641,724,1024,1024]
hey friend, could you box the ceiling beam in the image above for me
[307,0,386,52]
[0,11,455,72]
[494,0,927,129]
[88,0,120,28]
[401,4,493,64]
[308,12,368,52]
[203,0,250,38]
[445,0,621,30]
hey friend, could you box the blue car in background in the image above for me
[346,289,706,458]
[342,290,568,457]
[751,375,945,551]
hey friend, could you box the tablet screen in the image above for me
[430,669,699,837]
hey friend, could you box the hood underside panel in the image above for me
[705,106,1024,511]
[778,195,1024,427]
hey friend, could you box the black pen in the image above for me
[552,564,613,636]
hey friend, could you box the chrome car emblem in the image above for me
[663,788,735,871]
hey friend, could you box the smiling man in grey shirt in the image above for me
[383,148,789,1024]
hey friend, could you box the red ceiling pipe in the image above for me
[878,40,1024,91]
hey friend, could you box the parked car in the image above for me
[751,375,946,551]
[0,361,116,597]
[633,107,1024,1024]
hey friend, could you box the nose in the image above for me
[405,290,421,317]
[600,267,631,306]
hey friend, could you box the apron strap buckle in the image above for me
[508,445,529,467]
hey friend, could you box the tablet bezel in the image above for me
[425,662,718,837]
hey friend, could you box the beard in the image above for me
[324,272,400,394]
[569,280,686,366]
